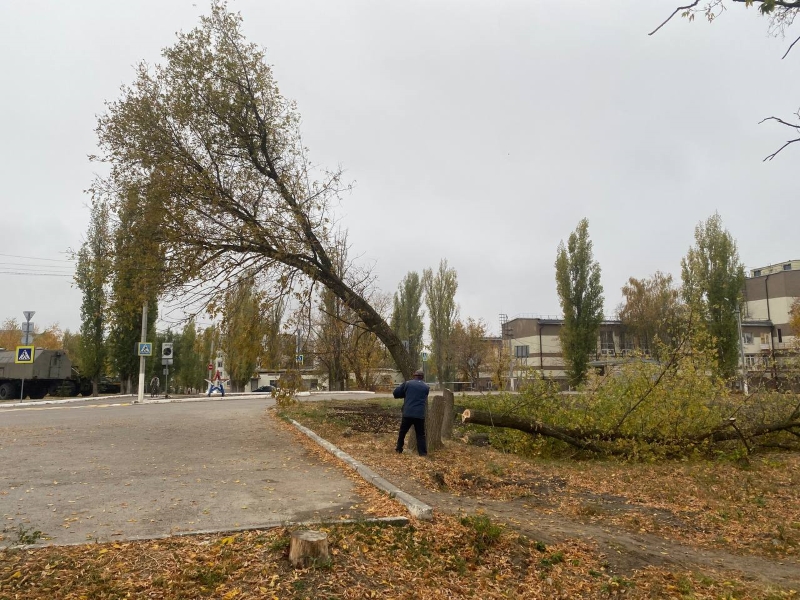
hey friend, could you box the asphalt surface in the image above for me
[0,397,372,547]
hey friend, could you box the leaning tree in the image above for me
[94,2,415,378]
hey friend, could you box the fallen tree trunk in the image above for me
[461,408,800,455]
[461,409,604,453]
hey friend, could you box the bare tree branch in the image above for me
[760,115,800,160]
[649,0,701,36]
[782,33,800,58]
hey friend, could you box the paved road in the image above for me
[0,397,369,547]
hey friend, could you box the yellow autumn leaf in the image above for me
[219,535,236,546]
[11,570,22,579]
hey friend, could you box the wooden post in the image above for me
[289,530,329,567]
[440,388,454,440]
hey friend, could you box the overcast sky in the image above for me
[1,1,797,337]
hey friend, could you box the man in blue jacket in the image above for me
[393,369,430,456]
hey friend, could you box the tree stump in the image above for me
[289,530,329,567]
[408,395,444,453]
[440,388,454,440]
[427,395,445,451]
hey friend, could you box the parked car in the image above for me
[253,385,278,393]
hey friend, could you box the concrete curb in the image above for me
[290,420,434,521]
[5,516,410,550]
[0,394,128,409]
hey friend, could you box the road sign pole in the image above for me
[136,302,148,404]
[22,311,35,346]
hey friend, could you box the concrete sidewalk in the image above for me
[0,399,370,546]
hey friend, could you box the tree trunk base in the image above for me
[289,530,329,567]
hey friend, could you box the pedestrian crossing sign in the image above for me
[137,342,153,356]
[15,346,35,364]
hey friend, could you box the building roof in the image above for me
[748,260,800,278]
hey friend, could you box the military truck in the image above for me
[0,349,73,400]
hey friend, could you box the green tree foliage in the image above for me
[260,298,288,371]
[74,199,112,396]
[681,213,745,379]
[618,271,682,359]
[465,328,800,458]
[219,277,269,392]
[391,272,425,368]
[107,187,163,392]
[175,319,205,393]
[94,2,415,378]
[555,218,604,386]
[423,259,459,385]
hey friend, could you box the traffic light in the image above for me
[162,343,173,359]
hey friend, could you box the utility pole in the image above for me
[735,308,749,396]
[136,302,148,404]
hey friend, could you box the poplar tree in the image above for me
[681,213,745,378]
[391,272,425,368]
[423,259,459,385]
[555,218,604,386]
[75,199,112,396]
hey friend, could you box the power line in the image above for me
[0,271,74,277]
[0,252,74,263]
[0,262,74,270]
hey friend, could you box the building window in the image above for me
[600,331,615,354]
[620,332,634,353]
[778,329,783,343]
[784,263,791,271]
[760,333,770,345]
[514,345,529,358]
[745,355,756,369]
[753,269,762,277]
[742,332,753,345]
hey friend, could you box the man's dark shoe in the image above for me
[395,448,402,454]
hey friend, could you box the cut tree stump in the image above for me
[408,395,445,454]
[289,530,329,567]
[441,388,454,440]
[427,395,445,451]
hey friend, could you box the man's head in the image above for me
[413,369,425,380]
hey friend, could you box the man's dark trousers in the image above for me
[396,416,427,456]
